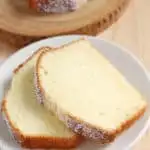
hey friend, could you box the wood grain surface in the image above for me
[0,0,129,36]
[0,0,149,149]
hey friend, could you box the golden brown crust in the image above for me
[64,106,146,143]
[13,47,50,73]
[1,100,82,149]
[1,47,83,149]
[35,40,147,143]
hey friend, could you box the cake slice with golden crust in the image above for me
[1,47,82,149]
[35,39,147,144]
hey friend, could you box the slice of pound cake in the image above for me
[35,39,147,144]
[1,47,82,149]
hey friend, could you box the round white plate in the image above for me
[0,35,149,150]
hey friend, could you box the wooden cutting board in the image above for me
[0,0,129,37]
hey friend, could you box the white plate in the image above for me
[0,35,150,150]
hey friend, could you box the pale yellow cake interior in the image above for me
[39,39,147,131]
[6,51,73,137]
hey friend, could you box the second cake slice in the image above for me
[35,39,147,144]
[1,47,82,149]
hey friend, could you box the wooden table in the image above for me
[100,0,150,149]
[0,0,149,149]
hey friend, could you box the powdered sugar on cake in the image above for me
[36,0,87,13]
